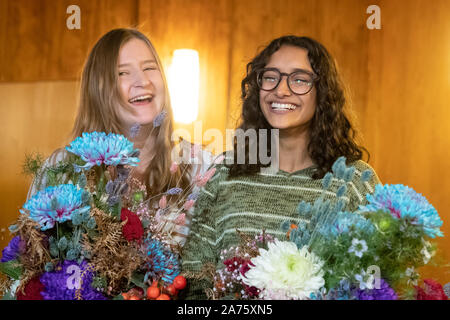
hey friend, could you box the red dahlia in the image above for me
[120,208,144,243]
[16,277,45,300]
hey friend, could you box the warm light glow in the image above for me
[168,49,200,124]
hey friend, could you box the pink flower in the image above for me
[203,167,217,181]
[170,162,179,174]
[159,196,167,209]
[183,200,195,211]
[214,155,225,164]
[175,213,186,225]
[196,168,217,187]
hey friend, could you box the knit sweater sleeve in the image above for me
[346,160,382,212]
[181,164,222,300]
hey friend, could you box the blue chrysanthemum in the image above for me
[145,237,180,283]
[359,184,443,238]
[66,132,140,171]
[20,184,90,230]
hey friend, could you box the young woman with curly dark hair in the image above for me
[181,35,381,299]
[229,35,369,179]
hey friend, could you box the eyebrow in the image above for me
[265,67,314,74]
[118,59,157,68]
[292,68,314,74]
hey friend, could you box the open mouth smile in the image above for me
[128,94,153,105]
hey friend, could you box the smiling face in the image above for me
[259,45,317,132]
[117,38,165,128]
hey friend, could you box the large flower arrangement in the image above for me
[0,115,215,300]
[210,157,448,300]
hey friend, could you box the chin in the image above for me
[137,112,160,125]
[266,119,293,130]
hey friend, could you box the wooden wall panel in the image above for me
[227,0,373,129]
[365,0,450,281]
[137,0,232,150]
[0,0,138,82]
[0,0,449,284]
[0,81,79,244]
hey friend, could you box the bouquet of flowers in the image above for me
[0,115,216,300]
[211,157,448,300]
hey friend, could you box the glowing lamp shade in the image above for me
[167,49,200,124]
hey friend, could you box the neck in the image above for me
[126,124,157,177]
[277,126,314,173]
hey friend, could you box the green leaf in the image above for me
[0,260,23,280]
[110,202,122,220]
[113,294,124,300]
[130,271,146,290]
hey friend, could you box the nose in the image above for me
[274,75,291,97]
[133,70,151,87]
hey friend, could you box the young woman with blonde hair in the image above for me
[28,28,212,247]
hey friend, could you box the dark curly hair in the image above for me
[227,35,369,179]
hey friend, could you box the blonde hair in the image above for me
[72,28,191,201]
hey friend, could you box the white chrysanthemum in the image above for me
[242,240,325,299]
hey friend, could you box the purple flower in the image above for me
[40,260,107,300]
[153,110,167,128]
[130,123,141,138]
[166,187,183,195]
[1,236,25,262]
[355,278,398,300]
[187,192,199,201]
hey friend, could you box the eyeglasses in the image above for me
[256,68,318,95]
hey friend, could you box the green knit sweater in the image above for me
[181,160,381,299]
